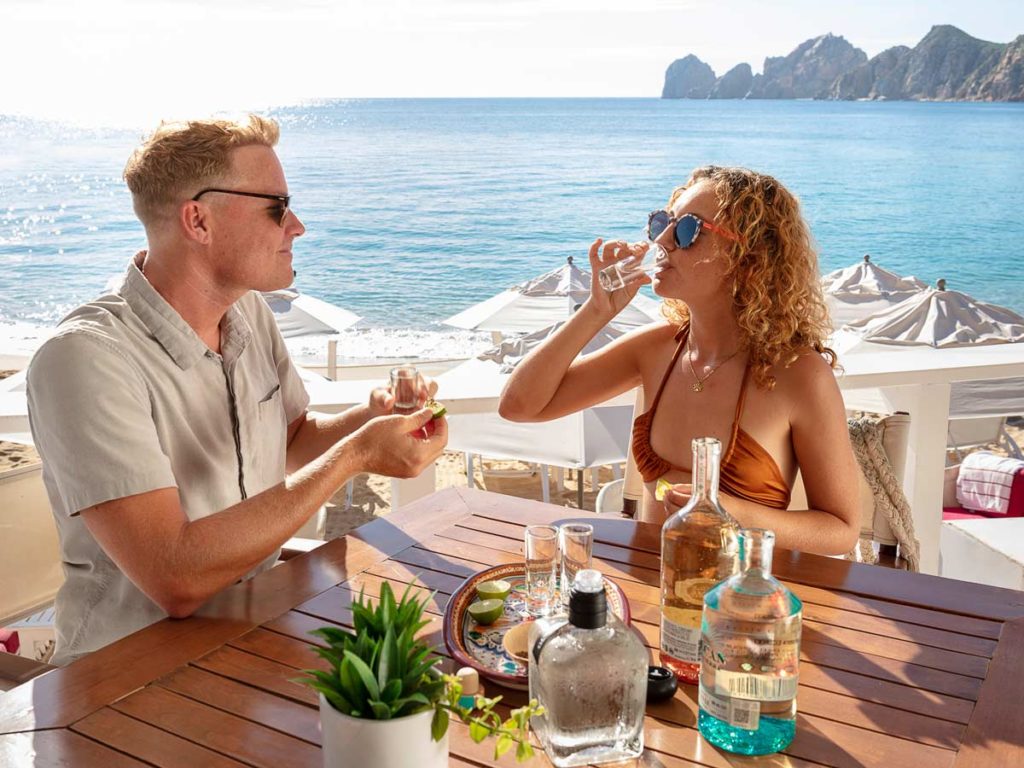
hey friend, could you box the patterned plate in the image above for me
[442,563,630,691]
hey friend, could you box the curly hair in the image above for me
[124,114,280,226]
[661,165,836,389]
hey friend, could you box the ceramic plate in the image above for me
[442,563,630,690]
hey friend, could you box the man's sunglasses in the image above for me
[646,210,739,250]
[192,188,291,226]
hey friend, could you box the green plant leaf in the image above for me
[343,651,381,701]
[392,692,431,717]
[381,581,396,627]
[311,683,354,716]
[377,626,396,689]
[431,707,449,742]
[339,656,366,703]
[494,733,514,758]
[469,720,489,743]
[516,740,533,762]
[310,626,356,646]
[369,700,391,720]
[381,678,402,703]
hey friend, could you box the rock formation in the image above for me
[662,25,1024,101]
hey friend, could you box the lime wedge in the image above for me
[655,478,673,501]
[475,579,511,601]
[427,399,447,420]
[467,598,505,626]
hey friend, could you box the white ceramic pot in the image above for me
[319,693,449,768]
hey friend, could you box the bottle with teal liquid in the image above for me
[698,528,801,755]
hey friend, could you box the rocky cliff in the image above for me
[662,25,1024,101]
[661,55,715,98]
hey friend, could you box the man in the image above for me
[26,115,447,665]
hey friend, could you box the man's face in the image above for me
[204,144,305,293]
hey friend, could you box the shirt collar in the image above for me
[119,252,253,370]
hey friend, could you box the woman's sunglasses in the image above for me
[646,210,739,250]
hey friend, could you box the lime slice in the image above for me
[427,399,447,420]
[655,478,673,501]
[476,579,511,601]
[467,598,505,626]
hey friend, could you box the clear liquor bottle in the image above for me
[531,569,647,767]
[659,437,739,685]
[698,528,802,755]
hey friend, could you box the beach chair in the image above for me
[0,463,60,687]
[947,416,1023,464]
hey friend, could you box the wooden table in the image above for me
[3,487,1024,767]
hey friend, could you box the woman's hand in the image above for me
[663,483,692,516]
[586,238,651,317]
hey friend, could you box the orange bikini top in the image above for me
[631,327,791,510]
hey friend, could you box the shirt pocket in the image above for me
[252,381,288,487]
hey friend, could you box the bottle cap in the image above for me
[456,666,479,696]
[568,569,607,629]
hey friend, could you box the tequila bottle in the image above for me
[531,569,647,767]
[659,437,739,684]
[698,528,802,755]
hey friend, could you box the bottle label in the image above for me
[661,609,702,662]
[699,684,760,730]
[715,669,798,702]
[700,613,801,702]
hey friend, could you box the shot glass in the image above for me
[524,525,559,617]
[559,523,594,607]
[597,242,666,292]
[389,364,419,415]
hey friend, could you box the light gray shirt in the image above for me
[27,254,310,665]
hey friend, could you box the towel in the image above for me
[957,451,1024,515]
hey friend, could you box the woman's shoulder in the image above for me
[771,346,839,395]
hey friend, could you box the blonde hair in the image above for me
[662,165,836,389]
[123,114,280,224]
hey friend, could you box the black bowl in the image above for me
[646,665,678,703]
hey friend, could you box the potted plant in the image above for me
[298,581,544,768]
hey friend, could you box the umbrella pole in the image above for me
[577,469,584,510]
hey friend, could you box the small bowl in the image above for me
[501,621,532,665]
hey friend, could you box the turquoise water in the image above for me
[1,99,1022,349]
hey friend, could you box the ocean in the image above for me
[1,98,1022,361]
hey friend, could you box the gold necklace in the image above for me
[685,336,741,392]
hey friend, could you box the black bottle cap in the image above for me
[568,569,607,629]
[646,666,678,703]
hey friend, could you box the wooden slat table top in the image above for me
[3,486,1023,767]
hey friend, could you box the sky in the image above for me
[3,0,1024,125]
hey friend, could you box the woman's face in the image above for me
[649,181,733,306]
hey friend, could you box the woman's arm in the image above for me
[499,238,654,422]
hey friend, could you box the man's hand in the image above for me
[352,406,448,478]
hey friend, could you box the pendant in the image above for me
[692,381,704,393]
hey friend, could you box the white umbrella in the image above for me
[261,289,361,338]
[442,258,662,334]
[842,287,1024,348]
[822,255,927,329]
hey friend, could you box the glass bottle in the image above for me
[531,569,648,767]
[698,528,802,755]
[659,437,739,685]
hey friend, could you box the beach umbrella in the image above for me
[822,255,927,329]
[842,286,1024,348]
[442,258,662,335]
[261,289,361,338]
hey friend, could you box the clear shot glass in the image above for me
[598,242,667,291]
[389,364,420,415]
[524,524,559,617]
[559,523,594,607]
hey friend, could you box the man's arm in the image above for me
[81,408,447,618]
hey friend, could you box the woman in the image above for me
[499,166,860,556]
